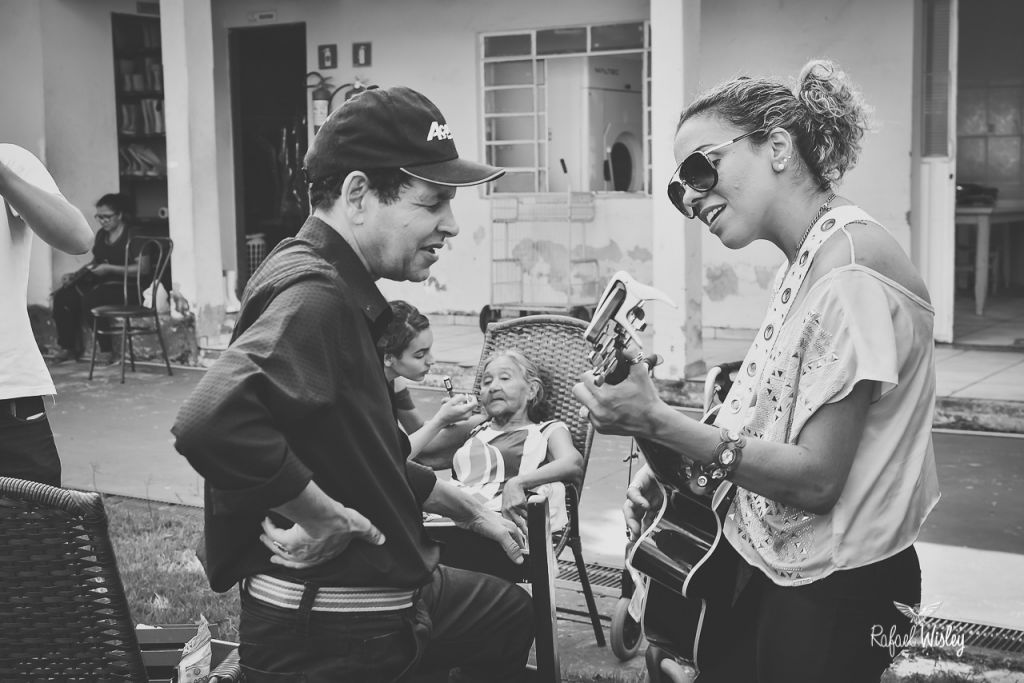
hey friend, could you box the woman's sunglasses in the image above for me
[666,130,757,218]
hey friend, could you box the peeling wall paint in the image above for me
[704,263,740,301]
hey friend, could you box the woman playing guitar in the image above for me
[574,60,939,682]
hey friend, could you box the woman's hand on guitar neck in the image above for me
[624,465,662,541]
[573,357,663,437]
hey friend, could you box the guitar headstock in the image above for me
[585,271,676,386]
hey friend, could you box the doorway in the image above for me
[229,23,308,293]
[952,0,1024,348]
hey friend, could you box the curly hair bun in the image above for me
[794,59,871,186]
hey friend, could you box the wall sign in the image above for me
[353,42,372,67]
[318,44,338,70]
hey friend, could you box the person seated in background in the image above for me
[418,349,584,582]
[378,300,479,455]
[51,193,150,363]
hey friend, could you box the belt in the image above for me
[244,574,416,613]
[1,396,45,418]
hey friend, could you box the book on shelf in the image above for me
[119,143,166,177]
[119,100,164,136]
[117,57,163,93]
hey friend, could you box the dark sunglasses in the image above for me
[667,130,758,218]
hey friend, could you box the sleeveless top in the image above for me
[716,205,940,585]
[450,419,570,530]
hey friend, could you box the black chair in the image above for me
[0,477,239,682]
[88,235,174,383]
[473,315,607,680]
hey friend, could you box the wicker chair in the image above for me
[472,315,606,675]
[0,477,238,682]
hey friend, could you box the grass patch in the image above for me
[104,496,240,640]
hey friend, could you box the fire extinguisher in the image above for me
[308,72,333,134]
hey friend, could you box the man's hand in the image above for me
[456,508,526,565]
[623,465,662,542]
[261,486,385,569]
[424,479,525,564]
[500,476,529,537]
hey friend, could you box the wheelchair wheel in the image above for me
[610,596,644,661]
[645,645,694,683]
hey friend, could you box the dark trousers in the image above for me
[696,545,921,683]
[52,281,128,354]
[238,564,534,683]
[0,396,61,487]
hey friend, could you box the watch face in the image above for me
[720,449,735,466]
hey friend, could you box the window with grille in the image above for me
[480,22,650,195]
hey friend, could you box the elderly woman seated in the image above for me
[417,349,584,582]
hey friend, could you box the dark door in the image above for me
[229,23,308,293]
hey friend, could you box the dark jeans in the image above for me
[238,564,533,683]
[52,280,130,354]
[0,396,61,487]
[697,545,921,683]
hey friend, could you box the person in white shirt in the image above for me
[1,143,92,486]
[575,60,939,682]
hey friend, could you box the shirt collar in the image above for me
[295,217,391,332]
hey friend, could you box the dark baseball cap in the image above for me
[304,86,504,187]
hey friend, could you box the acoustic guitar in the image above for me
[584,271,740,674]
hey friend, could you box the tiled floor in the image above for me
[954,290,1024,348]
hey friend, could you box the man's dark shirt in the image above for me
[172,217,439,593]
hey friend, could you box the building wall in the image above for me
[41,0,143,295]
[697,0,915,332]
[0,0,50,305]
[210,0,650,317]
[5,0,915,330]
[209,0,913,330]
[2,0,159,305]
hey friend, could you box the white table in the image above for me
[955,203,1024,316]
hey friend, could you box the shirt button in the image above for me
[821,218,836,232]
[764,324,774,340]
[729,398,741,413]
[747,362,757,376]
[781,288,791,303]
[799,251,809,266]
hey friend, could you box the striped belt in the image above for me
[244,574,416,613]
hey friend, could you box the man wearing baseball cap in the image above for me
[173,87,532,681]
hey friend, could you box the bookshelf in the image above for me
[112,13,167,234]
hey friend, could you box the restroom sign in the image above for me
[318,44,337,69]
[353,42,372,67]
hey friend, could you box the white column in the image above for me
[650,0,705,379]
[161,0,225,341]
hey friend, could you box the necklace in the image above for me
[795,191,837,254]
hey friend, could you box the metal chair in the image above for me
[473,315,607,680]
[0,476,239,682]
[88,235,174,383]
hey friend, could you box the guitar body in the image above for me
[583,271,743,673]
[630,437,739,672]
